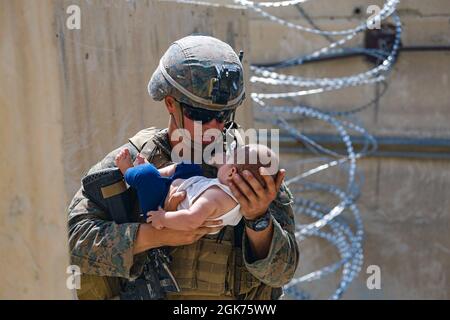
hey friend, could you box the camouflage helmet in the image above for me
[148,35,245,111]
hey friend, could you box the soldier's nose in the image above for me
[203,118,223,130]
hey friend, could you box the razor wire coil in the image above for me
[207,0,401,299]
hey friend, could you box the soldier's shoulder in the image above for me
[85,128,165,176]
[129,127,162,151]
[86,144,130,175]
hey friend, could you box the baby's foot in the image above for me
[134,154,146,166]
[115,148,133,174]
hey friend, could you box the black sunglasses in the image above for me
[178,101,234,123]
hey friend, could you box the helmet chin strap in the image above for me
[170,102,184,131]
[224,111,245,157]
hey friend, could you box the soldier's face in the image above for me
[182,115,225,145]
[165,96,225,146]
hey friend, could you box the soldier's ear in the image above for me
[164,96,177,113]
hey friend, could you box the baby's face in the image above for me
[209,144,279,184]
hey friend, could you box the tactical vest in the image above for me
[77,127,280,300]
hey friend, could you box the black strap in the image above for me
[233,220,244,248]
[233,220,245,299]
[216,228,226,243]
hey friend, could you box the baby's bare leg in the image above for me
[158,163,177,177]
[115,148,133,174]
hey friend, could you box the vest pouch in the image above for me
[169,238,233,296]
[77,274,120,300]
[227,246,262,298]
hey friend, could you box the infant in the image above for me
[115,144,279,233]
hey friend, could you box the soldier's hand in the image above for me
[229,168,285,220]
[164,190,186,211]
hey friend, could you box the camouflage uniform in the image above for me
[67,35,299,299]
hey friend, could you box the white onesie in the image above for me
[175,176,242,234]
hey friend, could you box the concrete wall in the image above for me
[0,0,252,299]
[0,0,71,299]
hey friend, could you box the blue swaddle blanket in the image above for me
[124,162,203,216]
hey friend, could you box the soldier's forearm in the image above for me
[244,219,274,262]
[243,219,299,287]
[133,223,211,255]
[133,223,163,254]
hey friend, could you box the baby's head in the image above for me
[215,144,279,187]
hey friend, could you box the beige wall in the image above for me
[0,0,71,299]
[0,0,252,299]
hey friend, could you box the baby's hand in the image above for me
[146,207,165,230]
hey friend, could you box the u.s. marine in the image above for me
[67,35,299,300]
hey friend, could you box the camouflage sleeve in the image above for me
[67,144,147,279]
[242,183,299,287]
